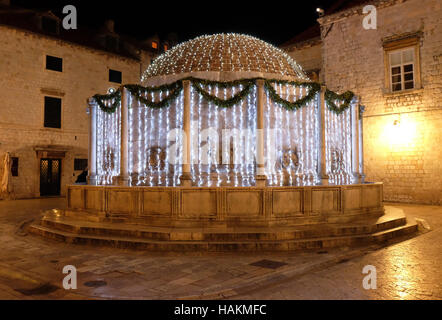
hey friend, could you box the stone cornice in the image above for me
[282,37,322,51]
[382,31,423,46]
[0,23,141,63]
[318,0,408,26]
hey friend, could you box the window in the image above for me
[383,34,421,93]
[41,16,58,34]
[74,158,88,171]
[11,157,18,177]
[151,41,158,49]
[46,55,63,72]
[163,44,168,51]
[44,96,62,128]
[389,48,414,92]
[109,69,122,83]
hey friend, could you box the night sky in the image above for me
[11,0,341,45]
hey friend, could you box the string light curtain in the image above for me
[128,90,184,186]
[325,101,354,185]
[94,82,356,187]
[189,84,257,187]
[264,83,320,186]
[96,98,121,185]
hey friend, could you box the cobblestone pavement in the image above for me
[0,198,440,300]
[232,203,442,300]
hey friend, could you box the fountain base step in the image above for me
[28,207,418,252]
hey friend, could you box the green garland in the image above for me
[264,80,321,110]
[93,90,121,114]
[188,77,256,89]
[92,77,355,115]
[124,82,183,109]
[191,78,255,108]
[325,89,355,114]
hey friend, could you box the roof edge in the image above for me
[318,0,405,26]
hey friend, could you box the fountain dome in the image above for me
[142,33,308,86]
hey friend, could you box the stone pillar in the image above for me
[358,105,366,183]
[318,85,329,185]
[255,80,266,187]
[116,86,130,186]
[87,98,97,185]
[180,80,192,187]
[351,99,360,183]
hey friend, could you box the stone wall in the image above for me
[0,25,145,199]
[285,41,322,81]
[319,0,442,204]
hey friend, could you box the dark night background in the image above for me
[10,0,345,45]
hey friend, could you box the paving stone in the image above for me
[0,198,440,299]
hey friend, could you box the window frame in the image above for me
[389,48,415,92]
[108,69,122,84]
[43,96,63,130]
[383,36,421,93]
[11,157,19,177]
[74,158,88,171]
[45,55,63,72]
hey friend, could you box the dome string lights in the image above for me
[141,34,308,81]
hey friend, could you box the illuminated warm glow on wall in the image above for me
[382,114,418,149]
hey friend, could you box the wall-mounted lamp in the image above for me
[384,115,416,148]
[316,7,325,17]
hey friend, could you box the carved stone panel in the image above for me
[107,190,136,215]
[181,189,217,218]
[68,188,84,209]
[331,148,345,173]
[146,147,166,170]
[362,185,381,208]
[226,190,262,217]
[272,189,303,217]
[344,187,362,210]
[311,188,339,214]
[281,148,299,169]
[85,189,103,211]
[142,190,172,216]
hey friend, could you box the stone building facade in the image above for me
[0,3,165,199]
[283,0,442,204]
[280,25,322,82]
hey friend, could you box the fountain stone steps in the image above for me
[28,207,418,251]
[28,222,418,252]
